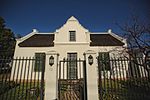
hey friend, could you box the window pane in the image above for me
[69,31,76,41]
[34,53,45,72]
[67,53,77,79]
[99,52,110,71]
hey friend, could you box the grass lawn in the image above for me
[1,77,150,100]
[99,78,150,100]
[0,81,43,100]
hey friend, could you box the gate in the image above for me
[98,56,150,100]
[58,58,87,100]
[0,56,45,100]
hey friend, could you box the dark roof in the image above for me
[90,34,124,46]
[18,34,124,47]
[18,34,54,47]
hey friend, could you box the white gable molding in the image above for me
[109,32,127,47]
[16,31,36,42]
[56,16,89,33]
[16,30,54,43]
[109,32,124,41]
[91,30,126,45]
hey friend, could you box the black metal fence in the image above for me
[0,57,45,100]
[58,58,87,100]
[98,57,150,100]
[1,55,150,100]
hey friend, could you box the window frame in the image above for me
[67,53,77,79]
[34,53,45,72]
[69,31,76,41]
[99,52,110,71]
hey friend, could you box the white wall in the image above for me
[54,16,90,44]
[12,16,128,100]
[14,16,127,60]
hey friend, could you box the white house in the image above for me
[12,16,127,100]
[14,16,126,58]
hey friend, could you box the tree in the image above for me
[118,16,150,80]
[0,17,16,57]
[15,33,22,39]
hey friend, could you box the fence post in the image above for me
[84,50,99,100]
[45,51,59,100]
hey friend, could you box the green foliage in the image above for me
[0,81,17,95]
[0,17,16,57]
[0,82,40,100]
[99,79,150,100]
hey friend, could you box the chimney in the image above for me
[32,29,38,33]
[108,29,112,33]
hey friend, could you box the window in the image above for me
[69,31,76,41]
[67,53,77,79]
[99,52,110,71]
[34,53,45,72]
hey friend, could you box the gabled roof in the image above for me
[56,16,89,33]
[18,34,54,47]
[17,17,125,47]
[90,34,124,46]
[18,33,124,47]
[68,16,78,21]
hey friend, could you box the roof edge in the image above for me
[17,31,54,42]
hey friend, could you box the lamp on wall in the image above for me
[49,56,54,66]
[88,55,93,65]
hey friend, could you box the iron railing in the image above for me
[98,57,150,100]
[0,57,45,100]
[58,58,87,100]
[1,56,150,100]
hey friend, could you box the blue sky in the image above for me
[0,0,149,36]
